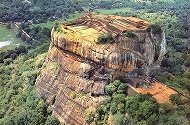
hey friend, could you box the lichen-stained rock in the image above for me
[52,13,166,76]
[36,47,107,125]
[36,13,166,125]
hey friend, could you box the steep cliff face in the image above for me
[36,47,106,124]
[35,13,166,125]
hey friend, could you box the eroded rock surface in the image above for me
[35,13,166,125]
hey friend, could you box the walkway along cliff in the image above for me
[35,13,167,125]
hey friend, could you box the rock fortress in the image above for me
[35,13,185,125]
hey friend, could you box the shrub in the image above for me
[85,107,96,124]
[147,24,162,34]
[44,115,60,125]
[112,114,128,125]
[105,80,126,96]
[97,33,114,44]
[125,31,137,38]
[170,94,181,105]
[53,20,62,32]
[159,102,171,114]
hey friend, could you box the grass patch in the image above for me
[69,12,85,21]
[95,7,132,15]
[31,12,85,30]
[31,21,54,29]
[0,24,26,50]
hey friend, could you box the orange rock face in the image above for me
[36,14,166,125]
[52,13,166,75]
[36,47,105,125]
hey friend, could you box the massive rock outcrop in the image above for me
[35,13,166,125]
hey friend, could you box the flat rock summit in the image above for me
[35,13,166,125]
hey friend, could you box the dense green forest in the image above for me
[0,23,61,125]
[0,43,62,125]
[86,80,190,125]
[0,0,190,125]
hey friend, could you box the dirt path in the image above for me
[14,23,36,41]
